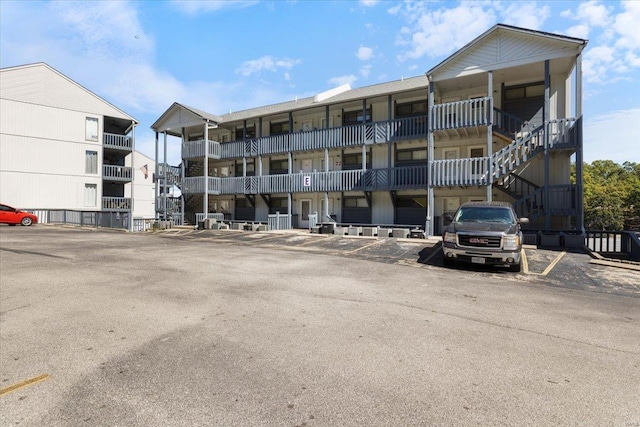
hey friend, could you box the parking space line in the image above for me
[522,249,529,274]
[541,251,566,276]
[0,374,50,397]
[347,239,385,254]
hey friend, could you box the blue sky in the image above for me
[1,0,638,166]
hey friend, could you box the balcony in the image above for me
[431,97,491,136]
[102,165,132,182]
[103,133,133,151]
[182,139,222,159]
[102,196,131,211]
[181,165,428,195]
[184,116,428,160]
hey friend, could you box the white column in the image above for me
[426,80,435,237]
[129,124,136,232]
[486,71,493,201]
[204,122,209,217]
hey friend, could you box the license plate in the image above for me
[471,257,486,264]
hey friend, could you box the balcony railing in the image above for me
[157,163,181,185]
[182,139,222,159]
[102,196,131,211]
[103,133,132,151]
[102,165,132,181]
[431,97,491,131]
[181,165,428,195]
[191,116,427,160]
[430,157,490,187]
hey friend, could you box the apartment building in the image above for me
[151,24,587,235]
[0,63,142,218]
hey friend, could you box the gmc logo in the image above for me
[469,238,489,244]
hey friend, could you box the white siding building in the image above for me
[0,63,142,220]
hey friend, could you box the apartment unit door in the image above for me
[299,198,312,229]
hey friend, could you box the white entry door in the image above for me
[299,199,312,228]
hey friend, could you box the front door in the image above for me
[299,199,312,228]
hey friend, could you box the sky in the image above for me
[1,0,639,167]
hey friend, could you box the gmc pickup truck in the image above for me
[442,201,529,272]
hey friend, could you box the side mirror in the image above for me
[444,214,453,222]
[519,218,529,224]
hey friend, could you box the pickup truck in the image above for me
[442,201,529,272]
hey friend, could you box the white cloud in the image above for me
[584,108,640,163]
[359,0,380,7]
[171,0,259,15]
[359,64,372,78]
[501,2,549,30]
[395,3,497,60]
[575,0,612,28]
[614,0,640,50]
[356,46,374,61]
[566,24,590,40]
[328,75,357,87]
[236,56,302,77]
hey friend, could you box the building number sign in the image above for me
[303,175,311,187]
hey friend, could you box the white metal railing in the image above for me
[431,97,490,131]
[430,157,490,187]
[181,166,427,195]
[102,165,132,181]
[101,196,131,210]
[268,212,292,230]
[195,212,225,223]
[182,139,222,159]
[215,116,427,159]
[103,133,132,150]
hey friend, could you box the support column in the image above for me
[486,71,493,202]
[129,124,136,232]
[426,79,435,237]
[575,54,585,232]
[544,60,551,230]
[163,132,168,220]
[154,132,159,219]
[325,148,329,220]
[181,128,185,224]
[204,122,209,217]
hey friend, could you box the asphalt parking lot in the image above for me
[1,225,639,426]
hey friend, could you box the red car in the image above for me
[0,204,37,226]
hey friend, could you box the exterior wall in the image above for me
[126,151,156,218]
[0,98,103,209]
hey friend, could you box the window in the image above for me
[235,126,256,140]
[269,159,289,174]
[343,197,368,208]
[504,82,544,100]
[343,153,370,170]
[395,100,427,117]
[270,121,290,135]
[235,198,249,208]
[470,147,485,176]
[396,148,427,165]
[84,184,97,207]
[85,117,98,141]
[343,108,372,125]
[235,161,255,177]
[396,196,426,208]
[85,151,98,174]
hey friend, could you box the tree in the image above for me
[577,161,639,231]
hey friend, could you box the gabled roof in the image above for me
[0,62,138,124]
[152,75,429,131]
[427,24,588,82]
[151,102,223,135]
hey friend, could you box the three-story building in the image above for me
[151,24,587,236]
